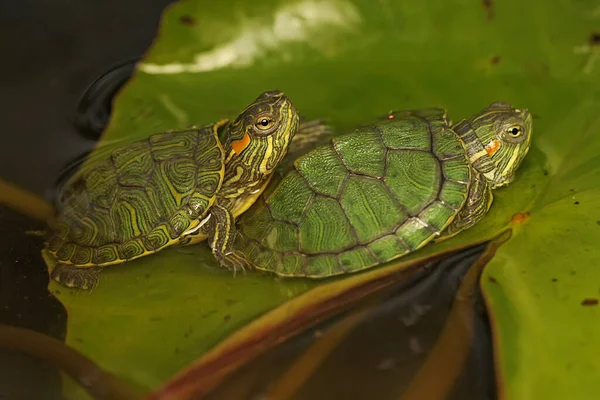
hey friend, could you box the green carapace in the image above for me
[42,90,309,289]
[235,102,533,278]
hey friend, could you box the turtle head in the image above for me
[454,102,533,189]
[224,90,299,176]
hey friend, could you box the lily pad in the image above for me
[481,100,600,399]
[37,0,600,398]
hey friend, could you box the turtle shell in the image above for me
[235,108,472,277]
[45,121,227,268]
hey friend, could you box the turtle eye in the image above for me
[507,125,523,137]
[255,116,275,131]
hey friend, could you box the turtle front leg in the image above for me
[205,202,250,275]
[435,172,493,243]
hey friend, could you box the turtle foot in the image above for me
[214,250,250,278]
[50,264,101,291]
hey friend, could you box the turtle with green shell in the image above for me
[42,90,331,290]
[234,102,533,278]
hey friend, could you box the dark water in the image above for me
[0,2,496,399]
[0,207,65,399]
[0,0,176,198]
[204,245,494,400]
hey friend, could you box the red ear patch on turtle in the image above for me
[485,139,501,156]
[232,132,251,154]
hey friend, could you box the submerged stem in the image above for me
[0,177,54,222]
[0,324,140,400]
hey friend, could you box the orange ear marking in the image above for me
[231,132,251,154]
[485,139,501,156]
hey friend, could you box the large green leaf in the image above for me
[43,0,600,398]
[481,100,600,399]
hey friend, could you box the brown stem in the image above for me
[0,324,140,400]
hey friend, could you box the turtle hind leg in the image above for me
[50,264,102,291]
[293,119,334,152]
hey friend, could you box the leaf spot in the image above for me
[482,0,494,20]
[179,15,196,26]
[581,298,598,306]
[510,212,530,225]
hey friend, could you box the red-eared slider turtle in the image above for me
[43,90,308,289]
[234,102,533,277]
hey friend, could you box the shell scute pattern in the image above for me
[48,124,225,267]
[236,108,472,277]
[84,164,118,209]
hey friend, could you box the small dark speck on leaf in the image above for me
[596,220,600,225]
[224,315,231,322]
[179,15,196,25]
[570,188,575,192]
[543,170,549,176]
[482,0,494,20]
[581,298,598,306]
[145,273,151,278]
[490,55,501,65]
[551,278,558,283]
[488,276,498,284]
[574,201,580,205]
[174,348,180,354]
[590,33,600,45]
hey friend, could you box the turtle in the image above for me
[42,90,329,290]
[233,102,533,278]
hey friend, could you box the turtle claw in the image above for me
[231,264,247,279]
[215,250,251,277]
